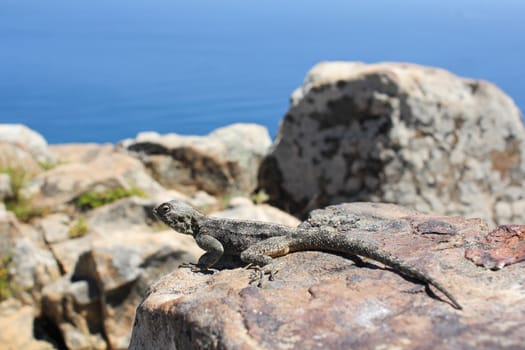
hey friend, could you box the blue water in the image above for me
[1,0,524,144]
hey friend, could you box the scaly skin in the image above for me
[154,200,462,309]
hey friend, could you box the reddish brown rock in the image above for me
[129,203,525,350]
[465,224,525,269]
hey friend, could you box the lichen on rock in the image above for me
[258,62,525,225]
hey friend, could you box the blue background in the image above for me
[1,0,524,143]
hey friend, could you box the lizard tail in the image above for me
[364,249,463,310]
[293,232,463,310]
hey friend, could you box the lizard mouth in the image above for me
[152,207,162,220]
[153,206,173,226]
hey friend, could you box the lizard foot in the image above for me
[179,262,217,274]
[245,264,278,287]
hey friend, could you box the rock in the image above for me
[0,299,55,350]
[188,191,219,211]
[0,202,22,257]
[0,141,44,176]
[120,123,271,196]
[43,192,201,276]
[129,202,525,350]
[0,173,13,200]
[8,235,61,304]
[211,197,300,227]
[47,234,92,274]
[465,224,525,269]
[0,206,61,304]
[21,152,164,210]
[258,62,525,225]
[36,213,71,244]
[42,229,202,350]
[86,196,155,233]
[0,124,55,164]
[49,143,115,164]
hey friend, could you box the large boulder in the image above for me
[258,62,525,225]
[120,123,272,196]
[129,202,525,350]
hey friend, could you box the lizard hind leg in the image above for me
[240,236,293,287]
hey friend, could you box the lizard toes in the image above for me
[179,262,198,269]
[179,262,217,274]
[248,268,264,287]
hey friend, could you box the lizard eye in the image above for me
[159,204,171,214]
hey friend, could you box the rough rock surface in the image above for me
[120,123,271,196]
[129,202,525,350]
[258,62,525,225]
[0,141,44,176]
[21,152,164,209]
[0,124,55,164]
[0,173,13,200]
[41,229,201,350]
[0,299,55,350]
[465,224,525,269]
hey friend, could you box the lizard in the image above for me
[153,199,462,309]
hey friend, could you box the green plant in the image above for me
[251,189,270,205]
[7,202,47,223]
[1,167,47,222]
[0,251,13,301]
[218,193,233,209]
[76,187,146,210]
[1,167,29,196]
[38,160,57,171]
[69,216,89,238]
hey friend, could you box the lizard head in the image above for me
[153,200,201,235]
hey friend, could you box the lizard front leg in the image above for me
[182,234,224,273]
[240,236,293,286]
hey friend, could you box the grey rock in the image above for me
[258,62,525,225]
[0,141,44,176]
[41,229,202,350]
[48,235,93,274]
[86,196,154,233]
[121,123,271,196]
[36,213,71,244]
[8,236,61,303]
[0,205,24,259]
[0,124,55,164]
[0,173,13,200]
